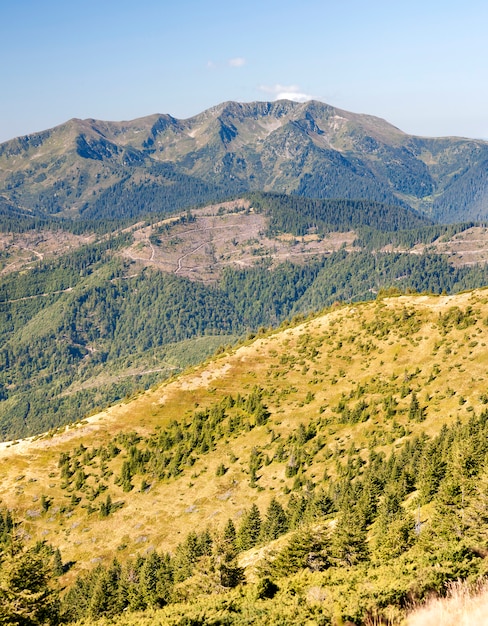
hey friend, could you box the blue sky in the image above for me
[1,0,487,143]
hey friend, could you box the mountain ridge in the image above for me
[2,99,488,222]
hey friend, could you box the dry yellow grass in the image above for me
[405,579,488,626]
[2,290,488,581]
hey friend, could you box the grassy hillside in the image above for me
[3,290,488,623]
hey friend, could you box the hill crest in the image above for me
[1,288,487,564]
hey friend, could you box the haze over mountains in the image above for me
[2,99,488,223]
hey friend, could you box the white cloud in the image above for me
[228,57,246,68]
[259,84,314,103]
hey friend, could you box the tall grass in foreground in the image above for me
[406,579,488,626]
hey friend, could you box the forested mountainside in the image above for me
[2,194,488,440]
[1,99,488,222]
[4,290,488,624]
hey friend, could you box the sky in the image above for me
[1,0,487,143]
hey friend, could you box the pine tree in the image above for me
[260,498,288,542]
[198,528,213,557]
[52,548,64,577]
[218,558,245,589]
[216,518,237,561]
[236,504,262,551]
[249,447,262,486]
[210,519,244,589]
[140,551,173,609]
[417,442,446,503]
[270,529,330,576]
[120,460,133,492]
[86,560,122,619]
[465,469,488,551]
[287,493,308,529]
[0,546,60,625]
[173,531,201,582]
[121,558,146,612]
[433,475,466,541]
[87,571,111,620]
[99,494,112,518]
[371,490,415,560]
[60,565,97,621]
[305,488,334,522]
[0,507,13,546]
[331,508,369,566]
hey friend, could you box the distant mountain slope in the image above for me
[1,100,488,222]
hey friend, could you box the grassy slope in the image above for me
[2,289,488,587]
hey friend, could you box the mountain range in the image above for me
[3,100,488,624]
[1,99,488,223]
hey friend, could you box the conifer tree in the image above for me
[120,558,145,612]
[52,549,63,577]
[465,469,488,550]
[139,551,173,609]
[305,488,335,522]
[417,441,446,503]
[0,545,60,625]
[87,559,122,619]
[408,392,425,422]
[270,529,330,576]
[60,565,96,621]
[173,530,211,583]
[331,507,369,566]
[260,498,288,542]
[198,528,213,557]
[236,504,262,551]
[0,507,13,546]
[216,518,237,561]
[371,490,415,560]
[120,460,133,492]
[87,571,111,620]
[286,493,308,529]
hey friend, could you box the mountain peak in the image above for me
[1,100,488,222]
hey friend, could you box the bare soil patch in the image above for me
[121,203,356,282]
[0,230,96,275]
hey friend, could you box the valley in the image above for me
[2,191,488,444]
